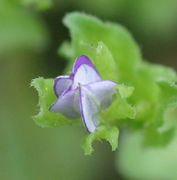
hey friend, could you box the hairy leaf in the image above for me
[31,77,79,127]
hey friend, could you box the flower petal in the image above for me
[54,76,73,97]
[72,58,101,89]
[50,89,80,119]
[79,86,99,133]
[73,55,98,73]
[85,80,117,109]
[73,64,101,88]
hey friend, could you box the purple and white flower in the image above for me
[50,55,117,133]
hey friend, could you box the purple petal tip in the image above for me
[73,55,98,74]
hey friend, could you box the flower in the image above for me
[50,55,118,133]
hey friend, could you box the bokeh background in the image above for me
[1,0,177,179]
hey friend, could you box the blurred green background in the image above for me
[1,0,177,179]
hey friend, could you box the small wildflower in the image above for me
[50,56,117,132]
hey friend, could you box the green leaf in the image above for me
[82,126,119,155]
[157,82,177,132]
[102,85,135,122]
[142,82,177,146]
[63,12,141,81]
[118,85,134,99]
[147,63,177,83]
[126,62,177,128]
[31,77,79,127]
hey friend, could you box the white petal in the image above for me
[50,89,80,119]
[54,76,73,97]
[85,80,117,109]
[73,64,101,89]
[79,86,99,133]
